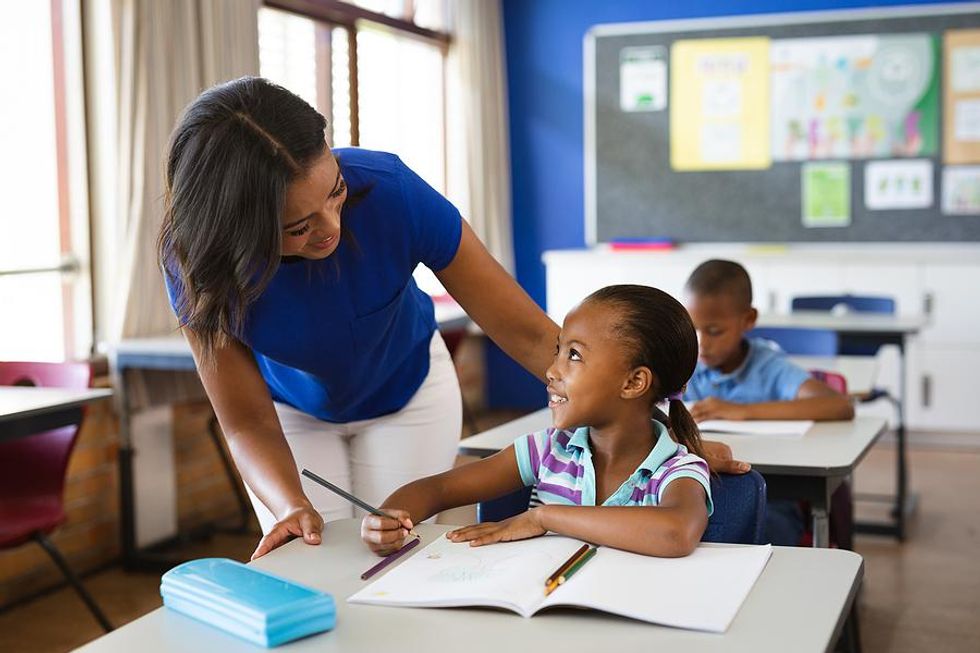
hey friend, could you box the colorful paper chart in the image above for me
[770,34,939,162]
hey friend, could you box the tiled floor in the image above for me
[1,433,978,652]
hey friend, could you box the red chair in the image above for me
[0,361,113,631]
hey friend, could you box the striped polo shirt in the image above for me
[514,421,713,515]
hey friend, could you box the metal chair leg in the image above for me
[34,532,113,632]
[207,416,252,532]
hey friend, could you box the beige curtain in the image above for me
[449,0,515,274]
[89,0,260,344]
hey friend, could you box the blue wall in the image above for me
[488,0,969,409]
[501,0,969,307]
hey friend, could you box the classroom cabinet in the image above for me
[544,247,980,433]
[907,347,980,431]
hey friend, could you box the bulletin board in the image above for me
[584,4,980,244]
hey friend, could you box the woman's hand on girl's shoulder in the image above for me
[251,503,324,560]
[446,509,547,547]
[700,440,751,474]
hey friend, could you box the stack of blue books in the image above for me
[161,558,336,647]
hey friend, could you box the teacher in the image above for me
[159,77,746,560]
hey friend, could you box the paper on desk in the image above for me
[697,420,814,437]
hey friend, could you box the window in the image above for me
[0,0,90,362]
[258,0,450,193]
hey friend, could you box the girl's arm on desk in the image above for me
[361,446,526,555]
[447,479,708,558]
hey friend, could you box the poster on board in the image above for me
[670,37,771,171]
[620,46,667,112]
[770,34,939,161]
[944,29,980,165]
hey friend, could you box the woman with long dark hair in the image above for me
[160,77,746,559]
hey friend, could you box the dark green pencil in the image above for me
[556,546,597,585]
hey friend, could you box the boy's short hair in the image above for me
[685,259,753,310]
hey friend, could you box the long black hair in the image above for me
[158,77,328,362]
[583,284,704,458]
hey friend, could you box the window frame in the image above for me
[264,0,451,181]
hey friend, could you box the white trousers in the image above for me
[245,332,463,533]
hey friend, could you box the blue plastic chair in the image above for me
[791,294,895,356]
[749,327,838,356]
[791,294,895,315]
[476,470,768,545]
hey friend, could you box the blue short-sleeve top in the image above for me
[684,337,811,404]
[164,148,463,422]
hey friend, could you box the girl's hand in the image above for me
[690,397,750,421]
[446,509,547,547]
[251,502,323,560]
[361,509,415,556]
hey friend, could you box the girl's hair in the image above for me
[158,76,328,362]
[583,284,704,459]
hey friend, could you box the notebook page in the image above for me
[697,420,814,437]
[539,543,772,633]
[348,535,586,617]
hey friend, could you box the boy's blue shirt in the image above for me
[684,337,811,403]
[164,148,463,423]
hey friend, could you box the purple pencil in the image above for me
[361,537,421,580]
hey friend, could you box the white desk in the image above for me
[76,518,862,653]
[459,410,886,548]
[758,311,926,334]
[761,311,923,542]
[0,387,113,442]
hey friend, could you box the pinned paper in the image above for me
[670,37,771,171]
[620,46,667,112]
[803,162,851,227]
[942,166,980,215]
[864,159,933,210]
[954,99,980,142]
[952,45,980,92]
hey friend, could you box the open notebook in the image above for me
[349,535,771,633]
[697,419,814,437]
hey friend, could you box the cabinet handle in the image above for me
[768,290,777,312]
[921,374,932,409]
[922,292,934,316]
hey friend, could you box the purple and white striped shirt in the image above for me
[514,421,713,514]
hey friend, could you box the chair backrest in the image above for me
[791,294,896,315]
[0,361,93,505]
[701,471,768,545]
[809,369,848,395]
[749,327,839,356]
[477,470,768,545]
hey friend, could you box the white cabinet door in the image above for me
[841,264,922,317]
[920,264,980,346]
[907,346,980,432]
[755,263,846,313]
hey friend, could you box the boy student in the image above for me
[683,259,854,545]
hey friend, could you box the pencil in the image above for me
[360,537,421,580]
[556,546,597,585]
[545,546,598,596]
[544,544,590,588]
[301,468,419,537]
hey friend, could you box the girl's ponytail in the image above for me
[666,389,704,460]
